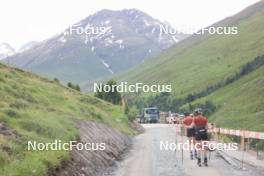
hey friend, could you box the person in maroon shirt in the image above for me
[182,112,196,160]
[193,109,208,167]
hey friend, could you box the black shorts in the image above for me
[187,128,195,137]
[195,128,208,141]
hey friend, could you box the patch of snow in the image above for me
[172,36,179,43]
[58,36,67,43]
[63,30,69,36]
[105,38,113,44]
[91,46,95,52]
[148,49,152,53]
[154,21,161,26]
[115,39,123,44]
[100,59,110,68]
[108,69,114,74]
[85,23,91,29]
[143,18,151,26]
[100,59,114,74]
[151,28,156,34]
[105,20,110,25]
[119,45,125,49]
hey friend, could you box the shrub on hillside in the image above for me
[94,79,121,105]
[67,82,81,92]
[127,106,139,122]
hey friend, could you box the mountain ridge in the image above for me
[5,8,188,85]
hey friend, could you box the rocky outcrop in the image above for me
[53,121,132,176]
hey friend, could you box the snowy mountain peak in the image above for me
[5,9,189,84]
[64,8,187,51]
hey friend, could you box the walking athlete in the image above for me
[182,112,196,160]
[193,109,208,167]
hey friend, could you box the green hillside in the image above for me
[0,63,134,175]
[117,1,264,130]
[184,63,264,131]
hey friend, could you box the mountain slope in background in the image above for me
[5,9,188,85]
[19,41,40,53]
[0,43,15,60]
[117,1,264,131]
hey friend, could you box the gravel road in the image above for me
[111,124,264,176]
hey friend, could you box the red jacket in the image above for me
[183,116,193,126]
[194,115,208,128]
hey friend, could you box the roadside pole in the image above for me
[174,124,178,166]
[181,126,184,164]
[240,131,245,169]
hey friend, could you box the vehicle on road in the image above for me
[140,107,160,123]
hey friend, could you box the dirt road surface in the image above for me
[110,124,264,176]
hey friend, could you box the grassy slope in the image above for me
[116,1,264,130]
[0,63,134,176]
[184,65,264,131]
[118,2,264,97]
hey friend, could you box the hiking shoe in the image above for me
[203,158,208,167]
[197,158,201,167]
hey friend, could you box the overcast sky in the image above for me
[0,0,260,50]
